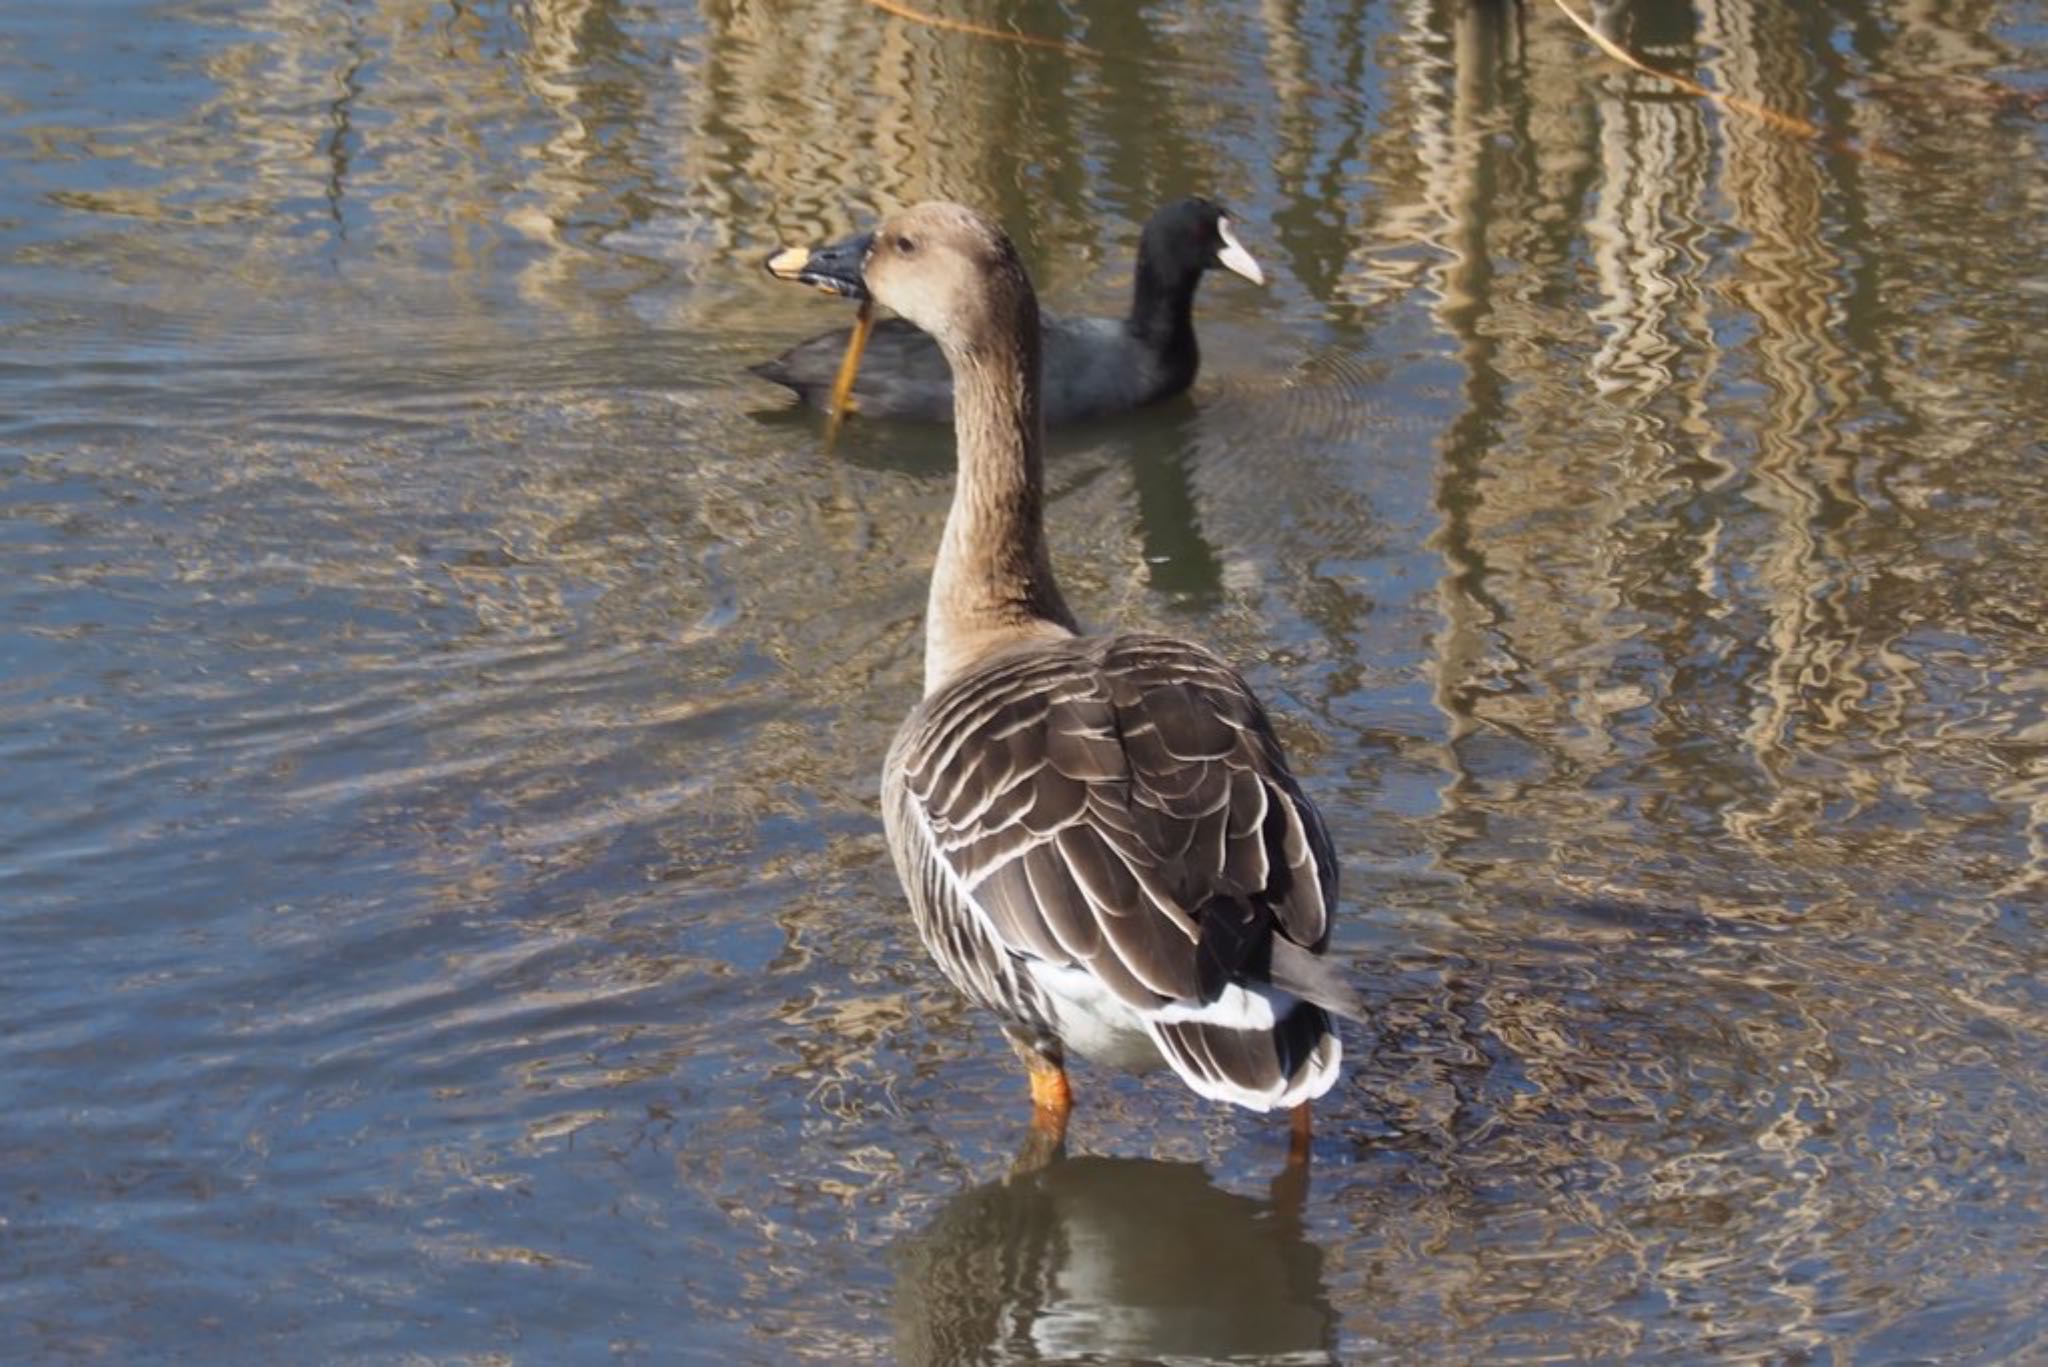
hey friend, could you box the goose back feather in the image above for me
[884,632,1344,1111]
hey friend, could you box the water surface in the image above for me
[2,0,2044,1360]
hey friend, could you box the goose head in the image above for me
[765,202,1037,360]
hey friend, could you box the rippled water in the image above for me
[3,0,2043,1360]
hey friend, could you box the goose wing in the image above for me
[885,634,1336,1019]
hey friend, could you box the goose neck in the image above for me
[923,330,1076,693]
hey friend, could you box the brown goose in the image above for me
[779,203,1360,1153]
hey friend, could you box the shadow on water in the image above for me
[1120,416,1229,606]
[893,1155,1335,1365]
[743,396,956,475]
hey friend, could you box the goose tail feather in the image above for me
[1268,938,1370,1026]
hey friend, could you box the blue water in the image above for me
[2,0,2044,1359]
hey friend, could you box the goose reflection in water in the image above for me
[893,1155,1336,1365]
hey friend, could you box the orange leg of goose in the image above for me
[1287,1101,1313,1166]
[1027,1057,1073,1141]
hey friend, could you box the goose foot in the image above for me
[1003,1033,1072,1160]
[1025,1056,1072,1142]
[1268,1101,1314,1214]
[1287,1101,1313,1166]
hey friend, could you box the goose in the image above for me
[774,202,1359,1156]
[755,197,1264,424]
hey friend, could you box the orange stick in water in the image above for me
[825,300,874,435]
[1549,0,1807,134]
[860,0,1100,58]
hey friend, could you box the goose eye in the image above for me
[894,235,917,255]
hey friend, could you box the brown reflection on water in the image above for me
[1358,0,2043,907]
[893,1155,1335,1364]
[692,1,1102,253]
[1292,11,2046,1348]
[1699,0,1869,857]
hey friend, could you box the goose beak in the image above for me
[763,231,874,301]
[763,228,877,424]
[1215,216,1265,287]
